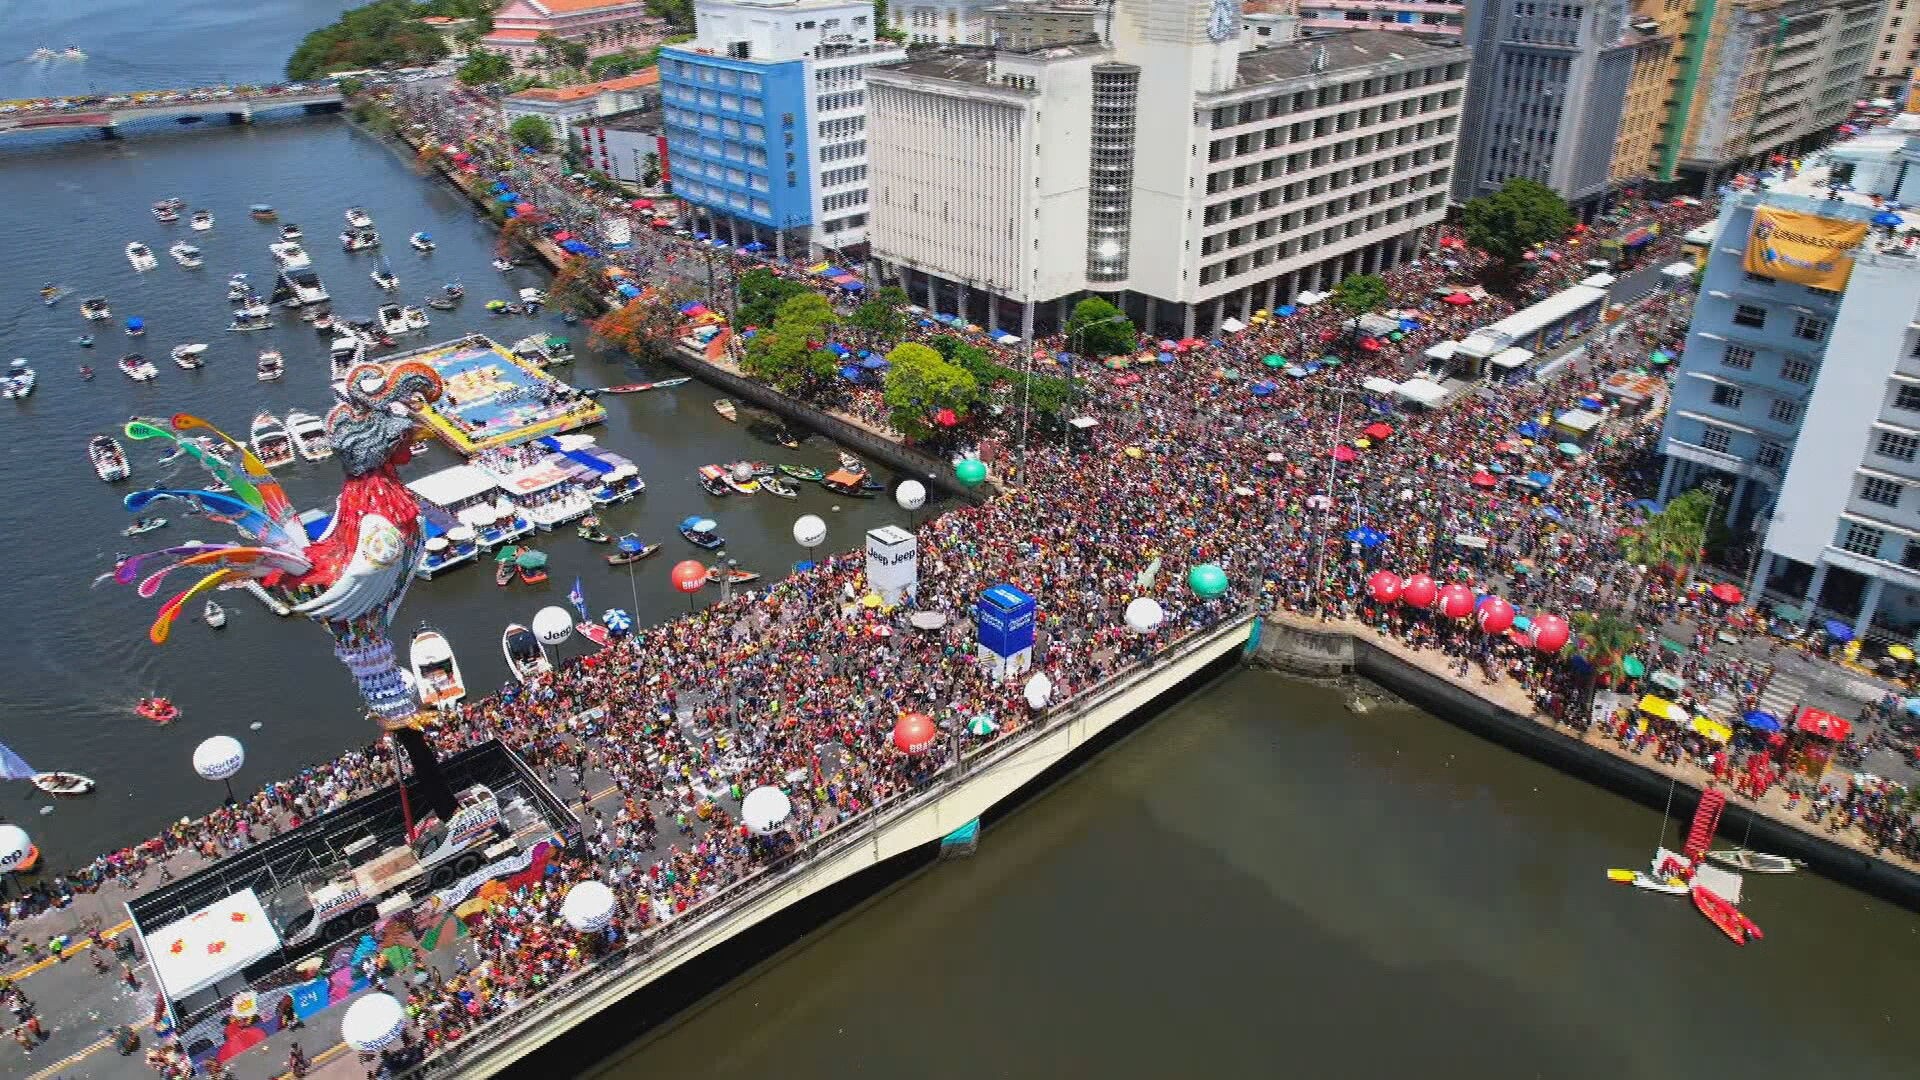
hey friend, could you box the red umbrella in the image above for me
[630,198,654,210]
[1476,595,1515,634]
[934,408,959,427]
[1358,337,1382,352]
[1364,422,1393,441]
[1469,471,1497,489]
[515,201,536,216]
[1795,707,1851,741]
[1709,582,1743,604]
[1332,445,1358,463]
[1401,574,1437,609]
[1436,582,1475,619]
[1319,329,1338,343]
[1530,613,1570,653]
[1442,292,1474,306]
[893,712,938,754]
[1367,571,1403,603]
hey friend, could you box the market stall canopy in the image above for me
[1362,376,1401,395]
[1219,316,1246,333]
[1396,379,1447,408]
[1739,709,1782,732]
[1637,695,1689,722]
[1489,347,1534,371]
[1796,707,1851,741]
[148,889,282,1001]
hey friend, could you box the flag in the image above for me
[0,740,35,781]
[568,577,587,621]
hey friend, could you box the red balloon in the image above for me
[893,712,938,754]
[1476,595,1515,634]
[670,560,709,594]
[1401,574,1438,609]
[1530,613,1571,653]
[1367,571,1403,604]
[1436,583,1475,619]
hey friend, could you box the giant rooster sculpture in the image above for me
[110,361,457,816]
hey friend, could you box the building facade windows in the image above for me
[1877,430,1920,461]
[1781,357,1814,384]
[1770,399,1802,424]
[1733,304,1767,328]
[1794,314,1831,341]
[1862,476,1904,506]
[1711,384,1745,409]
[1701,426,1733,453]
[1723,344,1755,370]
[1842,522,1886,557]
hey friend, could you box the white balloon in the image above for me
[341,992,406,1052]
[1024,671,1054,708]
[1123,597,1165,634]
[741,786,792,834]
[532,606,574,645]
[894,479,926,511]
[0,825,29,871]
[560,880,616,932]
[731,461,754,482]
[193,735,245,781]
[792,514,827,548]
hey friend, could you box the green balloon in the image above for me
[1187,563,1229,598]
[955,458,988,486]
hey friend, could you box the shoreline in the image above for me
[1255,610,1920,909]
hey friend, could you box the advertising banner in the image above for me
[865,526,917,605]
[1744,207,1868,290]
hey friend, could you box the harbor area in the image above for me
[409,334,604,455]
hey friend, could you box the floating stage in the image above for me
[403,335,605,455]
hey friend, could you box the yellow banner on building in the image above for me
[1744,207,1868,290]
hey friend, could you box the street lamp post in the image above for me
[1021,310,1129,475]
[1304,385,1367,608]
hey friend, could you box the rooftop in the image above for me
[529,0,650,12]
[1224,29,1461,93]
[504,68,659,104]
[595,106,662,132]
[877,40,1109,90]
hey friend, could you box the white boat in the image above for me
[341,229,380,252]
[203,599,227,629]
[286,410,331,461]
[125,242,157,271]
[2,359,35,400]
[269,241,311,270]
[371,260,400,291]
[170,342,208,369]
[329,333,367,379]
[502,623,552,684]
[249,412,295,469]
[189,210,214,231]
[492,258,514,272]
[29,48,56,61]
[410,625,466,709]
[518,288,547,308]
[1630,872,1690,896]
[377,303,410,336]
[168,241,203,268]
[80,296,111,320]
[61,46,84,60]
[279,222,302,240]
[150,201,178,224]
[229,308,274,332]
[400,305,430,333]
[89,434,130,481]
[1705,848,1802,874]
[117,353,157,381]
[226,273,251,301]
[278,269,329,307]
[409,231,435,252]
[345,207,374,229]
[31,772,94,797]
[256,349,284,382]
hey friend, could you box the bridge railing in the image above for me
[1,84,339,121]
[399,608,1255,1077]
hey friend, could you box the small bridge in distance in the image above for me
[0,85,345,142]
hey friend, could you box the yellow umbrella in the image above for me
[1888,644,1914,661]
[861,593,884,609]
[1690,716,1732,743]
[1355,438,1371,450]
[1637,695,1688,722]
[1124,446,1144,459]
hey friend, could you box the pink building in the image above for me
[480,0,665,67]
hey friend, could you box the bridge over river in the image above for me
[0,84,344,141]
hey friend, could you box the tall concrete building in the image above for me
[1866,1,1920,97]
[1658,125,1920,639]
[1295,0,1465,37]
[659,0,904,259]
[886,0,999,42]
[865,19,1465,339]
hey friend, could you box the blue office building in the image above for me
[659,49,812,248]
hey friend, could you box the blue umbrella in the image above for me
[1276,305,1297,317]
[1538,506,1563,522]
[1904,697,1920,719]
[838,365,863,382]
[1250,382,1276,397]
[1873,210,1904,228]
[1398,318,1420,332]
[1517,421,1543,438]
[1344,526,1386,548]
[1158,351,1176,364]
[794,560,816,572]
[1740,710,1783,732]
[1824,619,1855,642]
[617,535,647,554]
[601,609,634,633]
[1512,615,1532,632]
[1526,471,1555,488]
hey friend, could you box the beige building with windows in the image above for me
[1866,0,1920,98]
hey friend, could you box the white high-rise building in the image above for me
[865,11,1466,338]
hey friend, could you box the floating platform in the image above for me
[403,335,605,455]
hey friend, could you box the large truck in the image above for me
[273,784,514,946]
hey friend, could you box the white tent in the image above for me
[147,889,283,1001]
[1489,347,1535,371]
[1362,376,1401,395]
[1661,260,1697,282]
[1397,379,1448,407]
[1219,316,1246,333]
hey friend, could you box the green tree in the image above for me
[849,287,909,339]
[1461,178,1575,267]
[883,342,978,440]
[285,0,451,80]
[640,151,663,188]
[1064,297,1136,358]
[1331,273,1389,316]
[535,31,590,71]
[457,49,514,86]
[644,0,694,29]
[735,267,810,327]
[588,49,643,79]
[508,115,555,152]
[743,293,839,392]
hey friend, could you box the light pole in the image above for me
[1304,385,1368,607]
[1021,310,1129,476]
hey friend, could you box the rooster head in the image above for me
[327,361,444,476]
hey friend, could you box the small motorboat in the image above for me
[341,228,380,252]
[31,772,94,797]
[502,623,552,685]
[679,516,724,549]
[203,599,227,629]
[1704,849,1803,874]
[714,398,738,422]
[705,564,762,586]
[269,241,311,270]
[256,351,284,381]
[377,303,410,336]
[1691,885,1763,945]
[189,210,214,231]
[170,342,208,369]
[838,452,866,474]
[151,201,179,224]
[492,258,514,272]
[250,412,295,469]
[313,312,334,333]
[286,409,331,460]
[80,296,111,320]
[425,293,457,311]
[89,434,131,481]
[518,287,546,310]
[400,305,430,332]
[722,469,759,496]
[250,204,277,220]
[371,260,400,291]
[118,354,157,381]
[410,624,466,709]
[442,282,465,301]
[761,476,798,499]
[122,516,166,537]
[409,231,435,252]
[125,317,146,337]
[126,241,157,271]
[576,516,611,543]
[517,549,550,585]
[345,206,374,229]
[2,359,35,400]
[697,465,731,497]
[494,545,520,586]
[605,535,659,565]
[861,476,887,491]
[279,222,303,240]
[168,241,203,268]
[821,469,874,497]
[227,273,252,300]
[592,377,692,395]
[78,364,94,379]
[778,464,826,482]
[39,283,67,306]
[134,696,179,724]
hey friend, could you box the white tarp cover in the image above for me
[1424,341,1460,362]
[1489,347,1535,370]
[1555,408,1606,435]
[1397,379,1448,407]
[406,465,499,509]
[1219,317,1246,333]
[1661,260,1698,280]
[148,888,283,1001]
[1362,376,1401,395]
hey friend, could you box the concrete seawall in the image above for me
[1253,614,1920,910]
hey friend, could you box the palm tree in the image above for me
[641,151,662,188]
[1571,608,1643,726]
